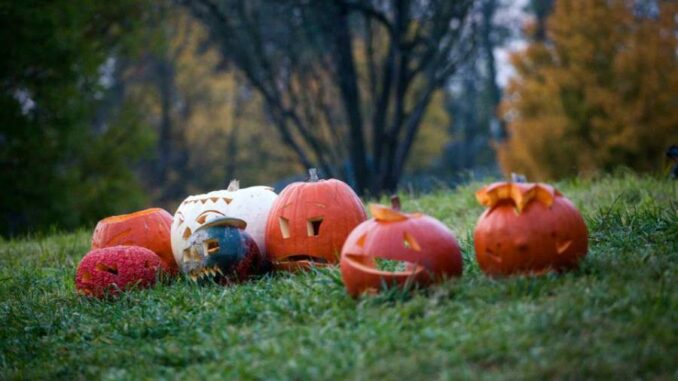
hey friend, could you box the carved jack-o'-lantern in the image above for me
[91,208,176,273]
[182,217,265,284]
[265,169,367,271]
[340,197,463,297]
[473,181,588,276]
[170,180,277,270]
[75,246,168,298]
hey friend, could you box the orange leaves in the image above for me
[499,0,678,180]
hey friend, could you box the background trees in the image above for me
[2,0,676,236]
[122,7,300,205]
[185,0,477,194]
[499,0,678,179]
[0,0,154,235]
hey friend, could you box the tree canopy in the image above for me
[185,0,476,194]
[0,0,153,235]
[499,0,678,179]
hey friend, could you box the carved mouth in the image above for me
[343,253,426,277]
[188,264,224,282]
[275,254,331,271]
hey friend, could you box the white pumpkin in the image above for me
[170,180,278,267]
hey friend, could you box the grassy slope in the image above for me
[0,173,676,380]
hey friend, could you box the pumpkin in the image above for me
[182,217,265,284]
[265,169,367,271]
[473,181,588,276]
[340,196,463,297]
[170,180,277,270]
[75,246,168,298]
[91,208,176,273]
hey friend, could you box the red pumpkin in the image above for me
[265,169,367,271]
[92,208,177,273]
[75,246,168,298]
[340,197,463,297]
[473,181,588,276]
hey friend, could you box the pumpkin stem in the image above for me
[227,179,240,191]
[308,168,319,182]
[511,173,527,183]
[390,195,401,211]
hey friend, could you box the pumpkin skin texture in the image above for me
[171,180,277,268]
[92,208,176,273]
[75,246,168,298]
[265,170,367,271]
[181,217,266,284]
[340,200,462,297]
[473,181,588,276]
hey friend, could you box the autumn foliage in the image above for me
[498,0,678,180]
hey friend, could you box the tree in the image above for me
[0,0,153,235]
[443,0,509,175]
[498,0,678,180]
[123,8,301,207]
[184,0,476,194]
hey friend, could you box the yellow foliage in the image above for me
[499,0,678,180]
[127,9,300,197]
[406,90,450,171]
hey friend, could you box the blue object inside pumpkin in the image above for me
[182,217,263,284]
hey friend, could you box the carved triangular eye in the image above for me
[210,197,219,203]
[200,199,208,204]
[556,239,572,254]
[204,240,220,255]
[182,249,191,262]
[223,197,233,205]
[182,227,192,239]
[279,217,290,239]
[356,233,367,248]
[403,232,421,251]
[81,271,92,282]
[307,217,323,237]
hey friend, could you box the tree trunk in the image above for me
[332,3,369,192]
[156,58,174,196]
[481,0,505,140]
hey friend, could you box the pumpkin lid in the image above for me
[369,195,423,222]
[476,182,560,212]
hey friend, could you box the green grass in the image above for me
[1,173,677,380]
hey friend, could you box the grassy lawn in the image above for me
[1,173,676,380]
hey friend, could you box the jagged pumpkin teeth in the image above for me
[180,217,265,286]
[170,179,278,270]
[473,180,588,276]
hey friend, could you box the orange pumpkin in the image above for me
[473,181,588,276]
[340,197,463,297]
[92,208,177,273]
[265,169,367,271]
